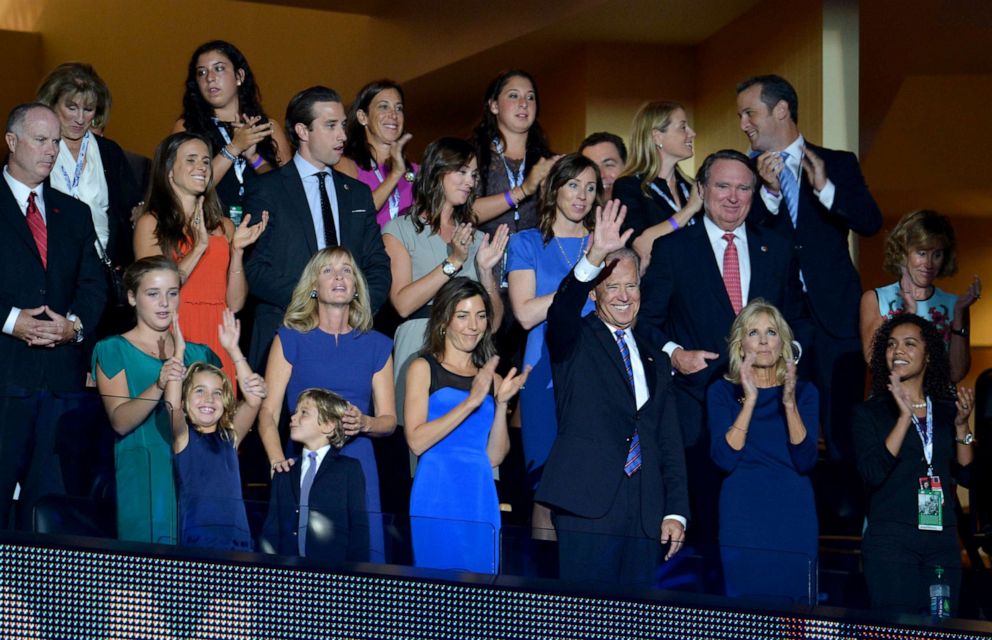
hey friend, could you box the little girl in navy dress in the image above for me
[164,308,267,551]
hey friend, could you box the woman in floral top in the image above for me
[859,209,981,382]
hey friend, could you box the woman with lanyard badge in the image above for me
[613,101,702,272]
[338,80,418,228]
[174,40,291,218]
[854,313,975,615]
[36,63,142,337]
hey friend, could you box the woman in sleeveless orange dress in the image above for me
[134,132,267,384]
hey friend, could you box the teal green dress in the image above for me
[93,336,220,544]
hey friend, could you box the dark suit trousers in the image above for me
[555,472,661,588]
[0,390,81,529]
[802,306,865,461]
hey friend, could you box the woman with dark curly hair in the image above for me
[337,79,419,227]
[470,69,558,236]
[854,313,976,615]
[174,40,291,214]
[860,209,981,382]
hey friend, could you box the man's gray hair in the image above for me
[6,102,54,136]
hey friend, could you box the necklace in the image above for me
[554,235,587,269]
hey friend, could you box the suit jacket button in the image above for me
[39,289,46,295]
[794,244,802,250]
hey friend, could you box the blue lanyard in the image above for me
[649,178,689,213]
[371,160,401,221]
[59,131,92,198]
[911,397,934,475]
[213,118,246,195]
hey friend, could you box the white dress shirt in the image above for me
[299,444,333,488]
[294,153,341,249]
[51,131,110,252]
[758,134,835,213]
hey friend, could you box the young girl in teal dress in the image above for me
[94,256,220,544]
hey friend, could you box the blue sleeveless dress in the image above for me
[409,355,500,574]
[875,282,957,347]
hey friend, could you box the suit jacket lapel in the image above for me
[282,163,319,254]
[591,318,635,400]
[1,181,44,266]
[41,183,67,277]
[290,457,303,503]
[745,224,771,300]
[332,170,353,245]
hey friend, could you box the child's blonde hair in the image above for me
[181,362,238,445]
[296,388,349,449]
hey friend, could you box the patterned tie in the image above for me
[722,232,743,315]
[315,172,339,248]
[616,329,641,476]
[298,451,318,556]
[778,151,800,228]
[26,192,47,269]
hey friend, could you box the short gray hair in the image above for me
[6,102,55,136]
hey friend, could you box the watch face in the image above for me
[442,261,457,276]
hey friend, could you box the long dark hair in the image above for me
[867,314,954,401]
[537,154,601,244]
[423,278,496,369]
[179,40,279,166]
[471,69,552,194]
[344,79,408,171]
[411,137,478,234]
[146,132,226,259]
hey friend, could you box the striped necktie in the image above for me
[778,151,799,228]
[616,329,641,476]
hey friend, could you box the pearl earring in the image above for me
[310,290,317,299]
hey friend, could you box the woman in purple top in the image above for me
[259,247,397,562]
[338,79,418,227]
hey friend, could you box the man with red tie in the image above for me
[0,103,105,528]
[638,150,807,575]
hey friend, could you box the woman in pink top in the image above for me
[338,79,419,227]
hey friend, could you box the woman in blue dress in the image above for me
[259,247,396,562]
[506,154,599,532]
[405,278,529,574]
[707,299,819,604]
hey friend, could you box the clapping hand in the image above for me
[447,222,474,266]
[739,351,758,403]
[755,151,784,193]
[522,155,561,198]
[954,275,982,314]
[887,370,915,417]
[782,360,797,409]
[191,196,210,249]
[898,266,920,315]
[229,114,273,158]
[955,387,975,429]
[476,224,509,271]
[800,146,828,192]
[388,133,413,175]
[231,211,268,251]
[496,365,532,405]
[469,357,500,408]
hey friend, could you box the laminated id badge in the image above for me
[918,475,943,531]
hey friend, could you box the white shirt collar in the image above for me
[294,152,328,179]
[702,213,745,243]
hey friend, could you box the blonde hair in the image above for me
[621,100,689,197]
[283,247,373,332]
[724,299,795,385]
[181,362,238,445]
[882,209,958,278]
[296,388,349,449]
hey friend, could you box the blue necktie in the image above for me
[616,329,641,476]
[298,451,318,555]
[778,151,800,228]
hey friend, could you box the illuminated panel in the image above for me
[1,543,989,639]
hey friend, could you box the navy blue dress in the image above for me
[174,427,252,551]
[409,355,500,574]
[707,379,819,603]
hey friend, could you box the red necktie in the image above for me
[722,232,742,315]
[26,192,47,269]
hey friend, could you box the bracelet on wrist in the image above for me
[250,155,264,170]
[220,145,238,162]
[503,190,518,209]
[950,327,968,338]
[667,216,680,231]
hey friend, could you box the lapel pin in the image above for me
[343,183,350,191]
[760,245,768,252]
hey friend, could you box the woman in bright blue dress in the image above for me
[259,247,396,562]
[506,154,600,493]
[707,300,819,604]
[405,278,529,574]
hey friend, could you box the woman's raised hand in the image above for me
[522,155,561,197]
[229,114,273,157]
[739,351,758,403]
[469,356,500,407]
[218,308,240,355]
[476,224,509,271]
[388,132,413,175]
[496,365,532,405]
[447,222,474,265]
[782,359,797,408]
[231,210,268,251]
[191,197,210,249]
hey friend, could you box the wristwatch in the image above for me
[441,259,462,278]
[951,327,968,338]
[956,432,975,445]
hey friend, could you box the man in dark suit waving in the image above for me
[0,103,106,527]
[638,149,806,566]
[537,201,688,587]
[737,74,882,460]
[245,86,390,369]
